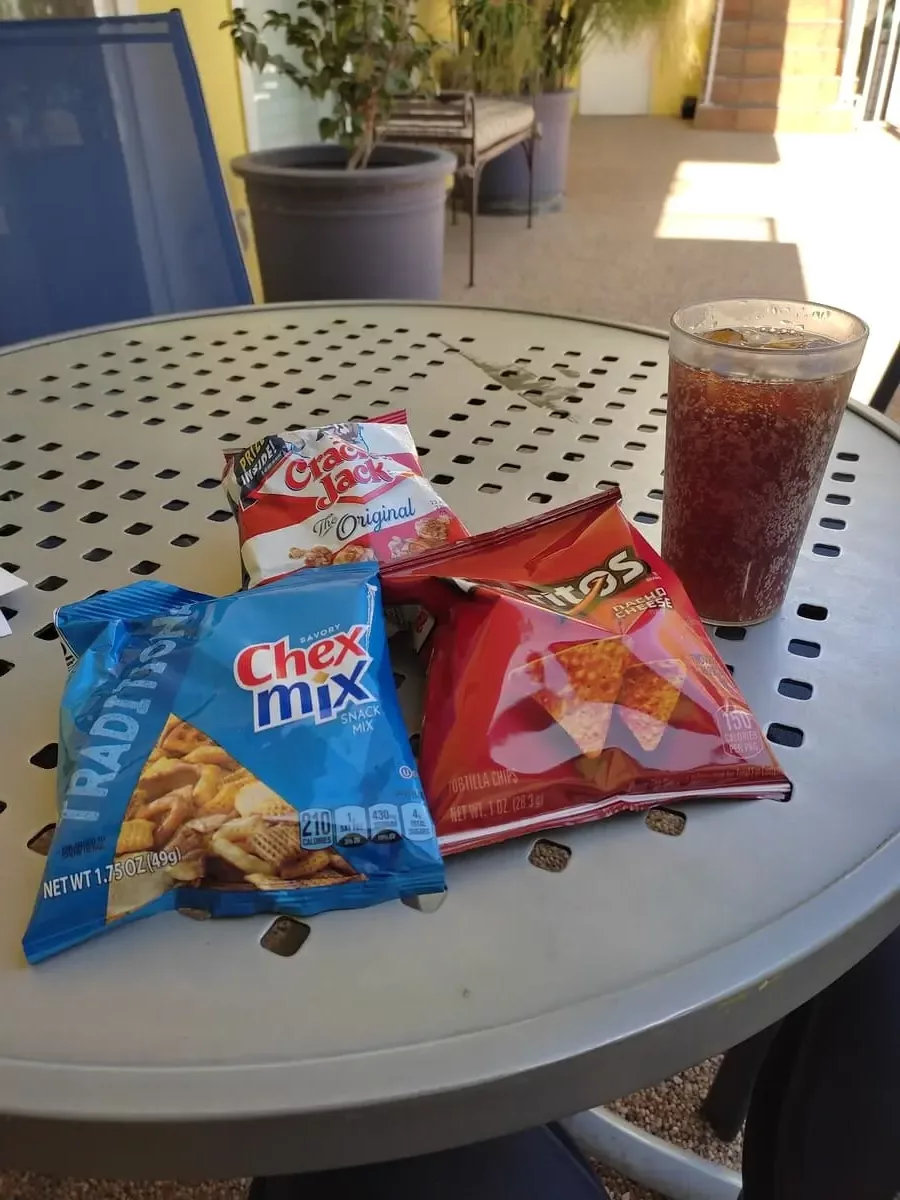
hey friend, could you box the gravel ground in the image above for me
[598,1056,743,1199]
[0,1182,250,1200]
[0,1058,742,1200]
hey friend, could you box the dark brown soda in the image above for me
[662,356,854,624]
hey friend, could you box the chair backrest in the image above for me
[0,12,251,348]
[870,341,900,413]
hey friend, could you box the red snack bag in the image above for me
[382,489,791,853]
[223,411,468,586]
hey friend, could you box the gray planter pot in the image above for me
[478,90,574,215]
[232,144,456,302]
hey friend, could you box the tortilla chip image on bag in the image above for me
[617,659,687,751]
[382,490,791,854]
[24,563,444,963]
[529,638,634,758]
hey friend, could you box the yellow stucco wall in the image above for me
[138,0,261,298]
[418,0,454,42]
[651,0,716,115]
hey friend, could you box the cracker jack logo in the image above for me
[283,443,399,512]
[502,548,650,616]
[234,625,375,731]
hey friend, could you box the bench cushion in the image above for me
[473,98,535,152]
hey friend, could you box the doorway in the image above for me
[232,0,328,151]
[852,0,899,121]
[578,30,656,116]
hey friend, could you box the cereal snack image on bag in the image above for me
[382,490,791,853]
[23,562,444,963]
[222,411,468,586]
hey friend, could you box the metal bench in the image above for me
[385,91,538,287]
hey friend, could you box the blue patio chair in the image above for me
[871,342,900,414]
[0,12,251,348]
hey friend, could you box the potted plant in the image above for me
[223,2,456,302]
[453,0,674,213]
[444,0,541,97]
[444,0,552,211]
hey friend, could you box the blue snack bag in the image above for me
[24,563,444,963]
[55,580,212,670]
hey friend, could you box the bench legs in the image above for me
[467,163,482,288]
[457,128,537,288]
[523,131,536,231]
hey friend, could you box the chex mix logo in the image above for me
[234,625,374,731]
[284,443,395,511]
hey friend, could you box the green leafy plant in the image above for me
[222,2,438,169]
[446,0,541,96]
[536,0,675,91]
[447,0,675,94]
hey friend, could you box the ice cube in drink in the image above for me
[703,326,837,351]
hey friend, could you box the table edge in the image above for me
[3,825,899,1120]
[0,302,671,360]
[2,302,884,423]
[1,303,897,1172]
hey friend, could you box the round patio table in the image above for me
[1,304,899,1187]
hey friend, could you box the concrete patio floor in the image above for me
[443,115,900,409]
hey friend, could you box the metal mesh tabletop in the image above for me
[1,304,899,1179]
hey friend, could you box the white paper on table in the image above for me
[0,566,27,638]
[0,566,26,596]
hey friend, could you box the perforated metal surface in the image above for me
[2,304,900,1179]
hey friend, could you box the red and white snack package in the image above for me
[223,412,468,587]
[382,489,791,854]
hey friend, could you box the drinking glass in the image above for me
[662,299,868,625]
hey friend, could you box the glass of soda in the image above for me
[663,299,868,626]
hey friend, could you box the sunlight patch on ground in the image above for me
[654,160,784,242]
[655,212,777,241]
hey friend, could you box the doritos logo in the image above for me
[284,444,394,511]
[503,548,650,616]
[234,625,374,731]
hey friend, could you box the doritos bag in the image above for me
[222,411,468,587]
[24,563,444,962]
[382,490,791,853]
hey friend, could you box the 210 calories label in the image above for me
[299,802,434,849]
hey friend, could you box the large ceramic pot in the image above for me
[478,89,574,215]
[232,144,456,301]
